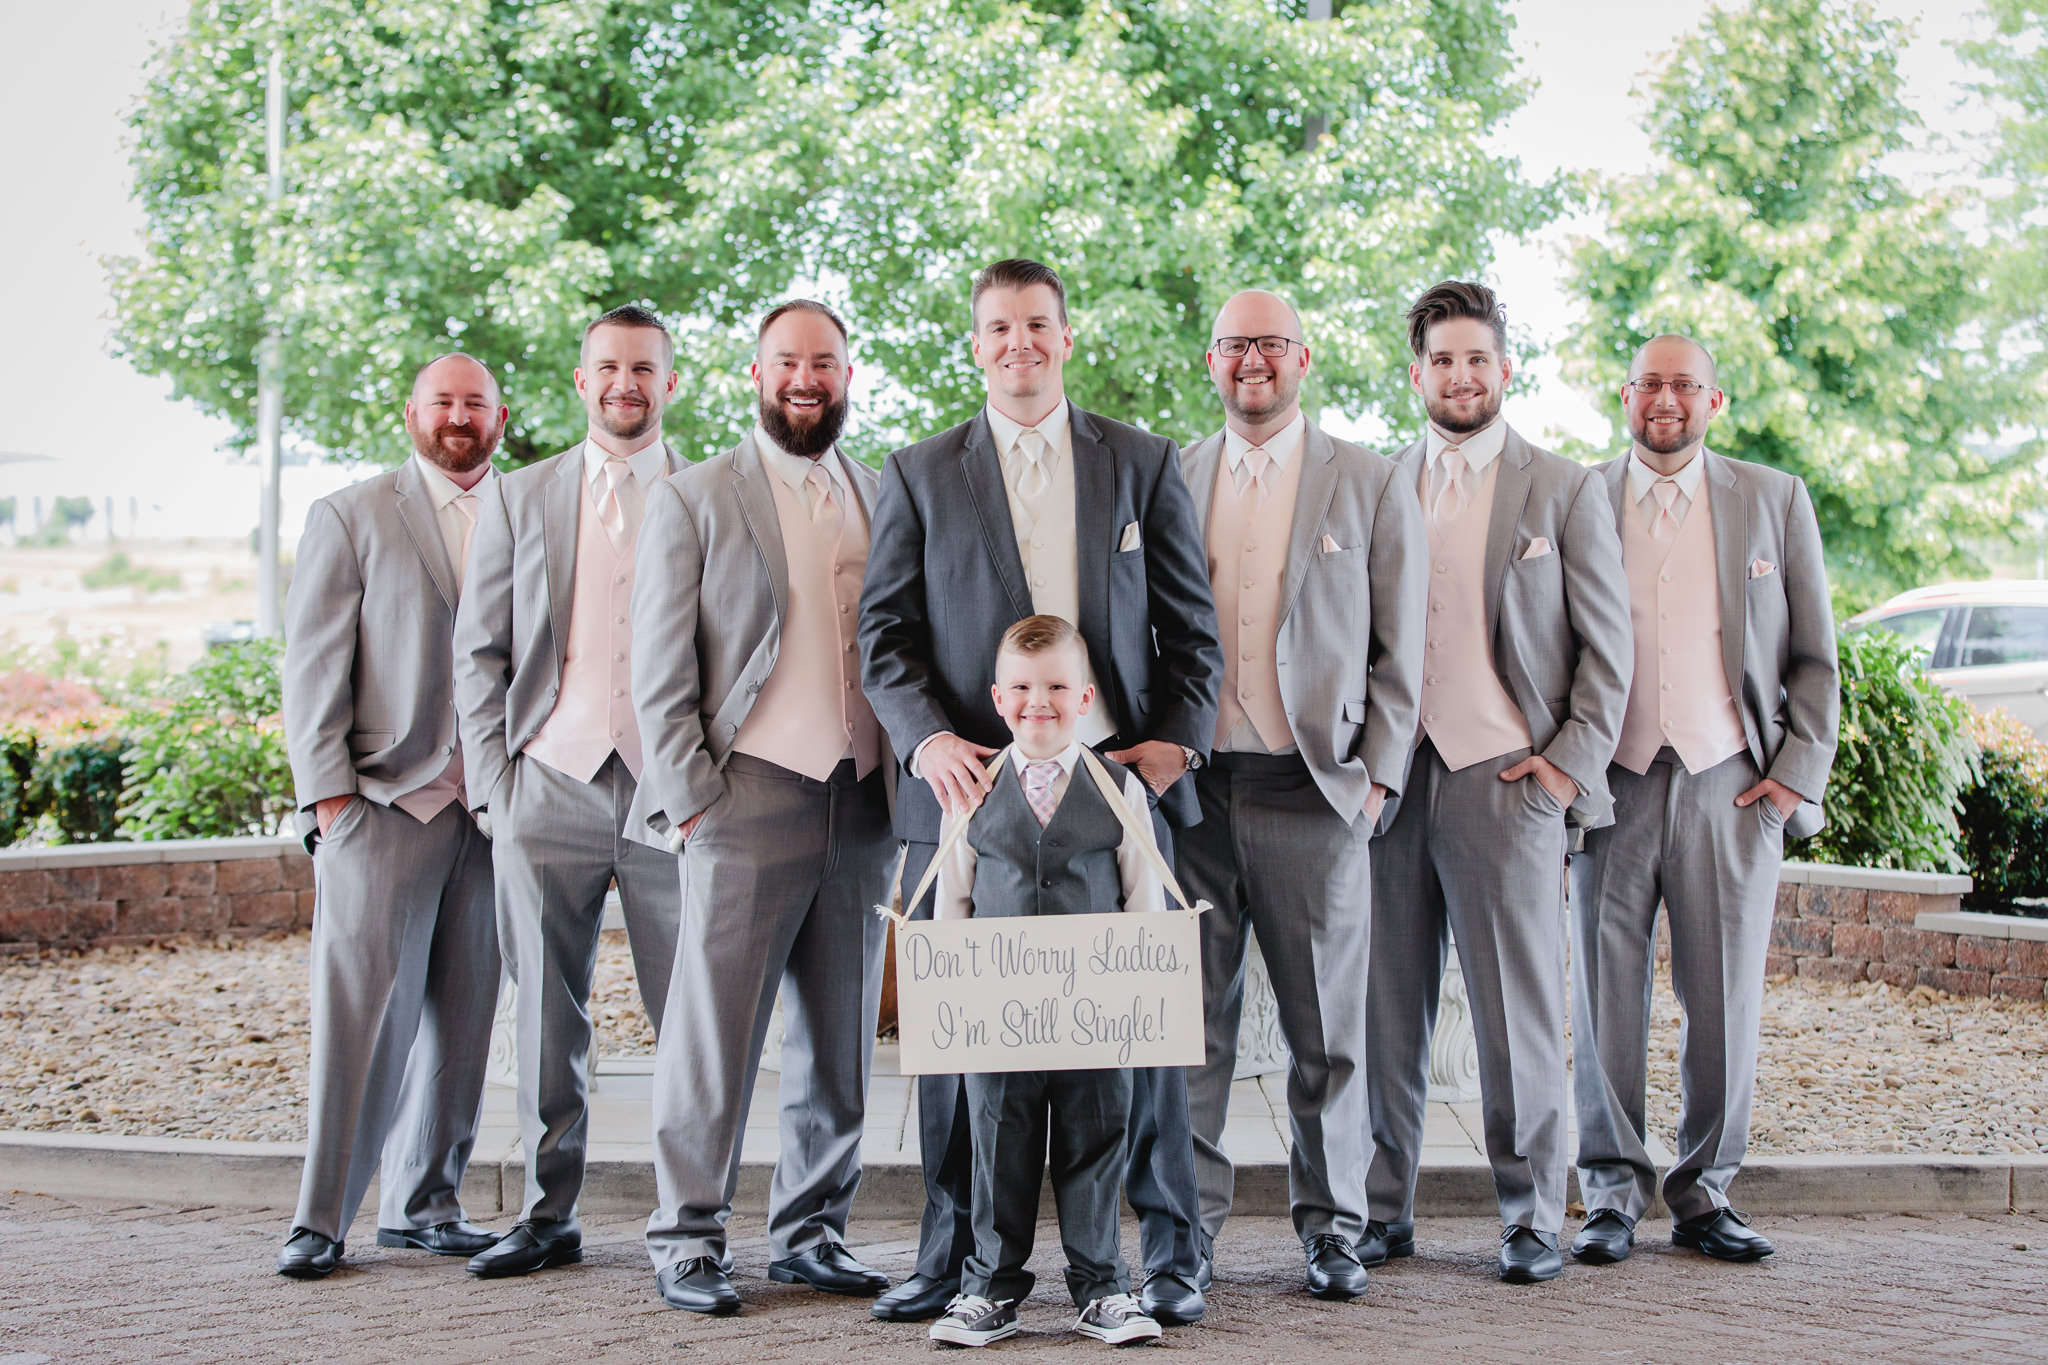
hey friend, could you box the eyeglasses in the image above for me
[1625,378,1712,396]
[1212,335,1303,358]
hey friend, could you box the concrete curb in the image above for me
[6,1131,2044,1220]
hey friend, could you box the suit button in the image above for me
[747,682,761,694]
[443,744,454,755]
[1041,879,1054,889]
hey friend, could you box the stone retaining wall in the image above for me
[1768,862,2046,1000]
[0,837,313,953]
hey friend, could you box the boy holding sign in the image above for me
[919,616,1170,1347]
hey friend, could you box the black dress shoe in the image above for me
[1672,1208,1775,1262]
[1354,1219,1415,1267]
[768,1240,890,1296]
[871,1272,960,1322]
[1195,1239,1214,1292]
[376,1221,502,1256]
[1304,1233,1370,1300]
[1497,1226,1563,1283]
[1570,1209,1635,1264]
[466,1219,583,1278]
[1138,1270,1205,1326]
[276,1228,343,1278]
[659,1256,741,1314]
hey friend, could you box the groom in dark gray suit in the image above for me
[859,258,1223,1325]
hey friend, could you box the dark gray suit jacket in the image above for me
[283,460,471,852]
[1391,425,1633,828]
[1181,421,1429,827]
[624,434,893,847]
[1594,448,1839,838]
[859,404,1224,843]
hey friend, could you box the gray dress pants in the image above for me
[644,755,891,1269]
[293,797,498,1241]
[1366,740,1572,1236]
[1182,754,1375,1248]
[1571,749,1785,1222]
[494,750,681,1223]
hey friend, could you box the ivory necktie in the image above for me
[805,462,837,522]
[1651,479,1681,540]
[1023,760,1062,827]
[1241,446,1271,503]
[597,457,630,551]
[1014,429,1051,502]
[1432,447,1467,528]
[452,491,479,594]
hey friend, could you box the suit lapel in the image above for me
[1483,429,1535,641]
[392,460,458,613]
[960,414,1034,618]
[1703,449,1748,701]
[543,445,584,670]
[1182,431,1225,541]
[1600,457,1629,533]
[1279,423,1339,621]
[731,434,791,625]
[1070,406,1114,670]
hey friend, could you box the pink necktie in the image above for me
[1241,446,1271,502]
[1432,447,1467,528]
[452,492,479,594]
[597,457,630,551]
[1651,479,1681,539]
[805,462,838,522]
[1023,760,1061,827]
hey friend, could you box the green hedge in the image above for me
[116,641,293,841]
[1958,709,2048,912]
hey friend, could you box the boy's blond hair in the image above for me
[997,614,1082,659]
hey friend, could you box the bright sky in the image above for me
[0,0,2000,540]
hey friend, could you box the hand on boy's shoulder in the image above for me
[920,731,1000,815]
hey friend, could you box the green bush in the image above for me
[1958,709,2048,912]
[0,727,37,847]
[1793,629,1980,873]
[118,641,294,840]
[30,735,128,844]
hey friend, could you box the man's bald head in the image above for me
[1211,289,1303,345]
[411,352,500,406]
[1621,333,1724,468]
[1206,290,1310,437]
[1629,334,1717,386]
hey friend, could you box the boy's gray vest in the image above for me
[968,756,1135,918]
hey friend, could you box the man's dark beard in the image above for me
[408,418,500,474]
[1424,388,1503,437]
[1222,369,1301,426]
[1632,414,1705,456]
[760,389,848,459]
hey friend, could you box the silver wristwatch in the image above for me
[1179,744,1203,772]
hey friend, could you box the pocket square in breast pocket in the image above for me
[1519,537,1554,560]
[1320,534,1344,554]
[1119,521,1142,552]
[1749,558,1777,579]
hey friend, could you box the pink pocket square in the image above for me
[1749,558,1776,579]
[1519,537,1554,560]
[1320,534,1343,553]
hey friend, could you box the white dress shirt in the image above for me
[1424,415,1507,487]
[580,429,669,535]
[409,454,496,593]
[755,427,858,518]
[1626,448,1707,533]
[932,741,1165,920]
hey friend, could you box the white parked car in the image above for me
[1844,581,2048,738]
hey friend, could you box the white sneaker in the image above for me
[929,1293,1019,1347]
[1074,1292,1162,1345]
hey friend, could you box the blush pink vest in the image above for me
[1614,491,1748,775]
[525,472,643,784]
[1207,451,1303,751]
[1417,460,1534,770]
[732,468,883,781]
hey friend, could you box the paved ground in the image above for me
[1,1195,2042,1364]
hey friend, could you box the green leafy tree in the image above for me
[1966,1,2048,422]
[111,0,815,467]
[113,0,1549,466]
[1561,0,2040,610]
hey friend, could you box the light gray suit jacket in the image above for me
[451,441,682,813]
[1595,448,1839,839]
[284,460,473,852]
[622,434,894,849]
[1181,422,1429,827]
[1391,425,1633,828]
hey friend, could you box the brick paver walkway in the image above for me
[1,1195,2040,1364]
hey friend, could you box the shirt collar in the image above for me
[1010,739,1082,776]
[1424,417,1506,476]
[753,426,849,498]
[1626,448,1707,504]
[1223,412,1306,474]
[581,434,668,488]
[411,453,491,510]
[984,398,1072,461]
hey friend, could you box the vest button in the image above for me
[1041,878,1054,889]
[443,744,454,755]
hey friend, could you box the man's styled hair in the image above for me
[998,613,1082,659]
[410,352,500,403]
[757,298,849,347]
[1405,280,1508,359]
[971,258,1068,327]
[582,303,675,366]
